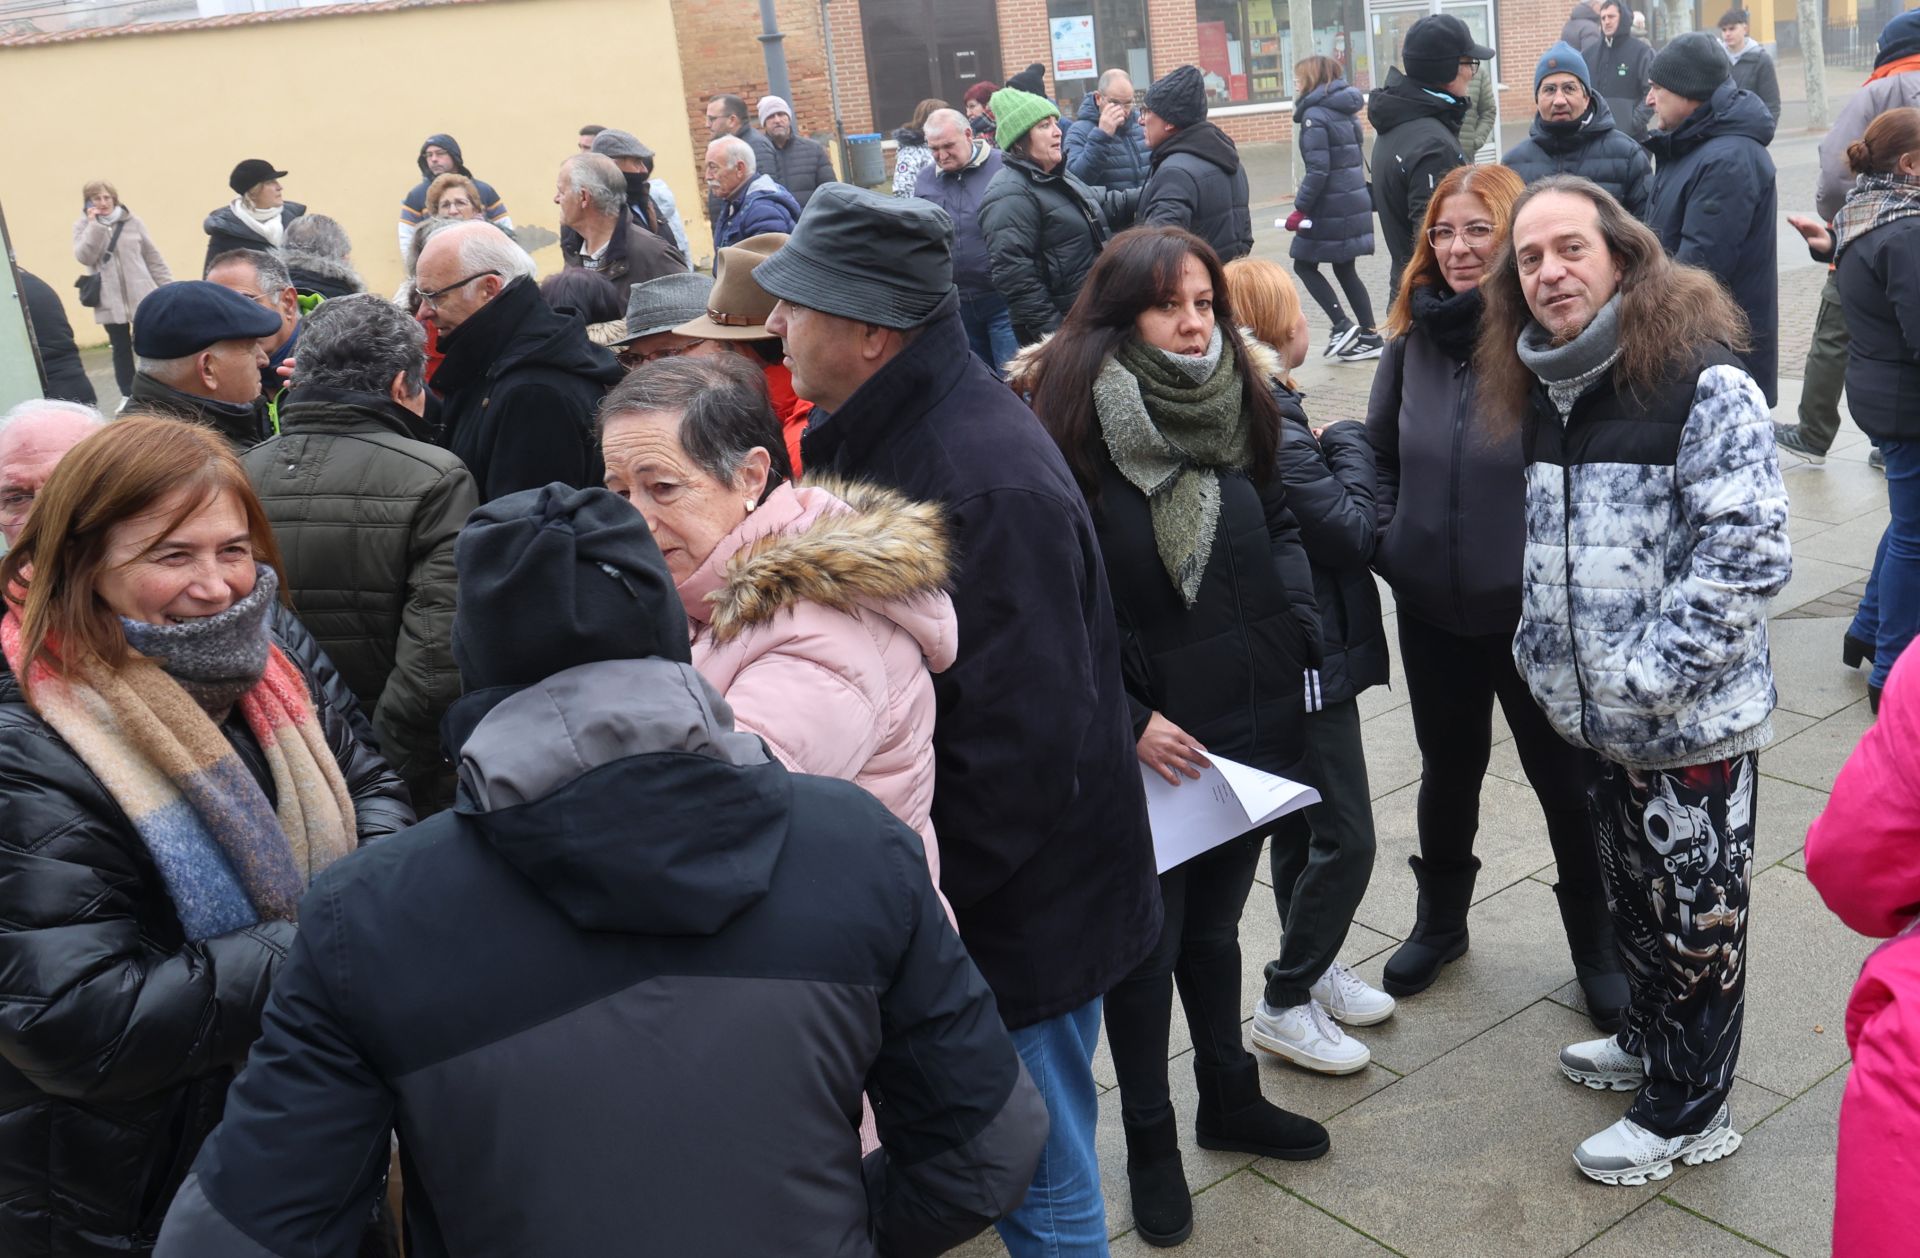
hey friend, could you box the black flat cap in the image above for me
[229,158,287,196]
[131,280,285,358]
[751,184,954,329]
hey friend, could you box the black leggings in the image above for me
[1294,258,1376,333]
[104,322,134,396]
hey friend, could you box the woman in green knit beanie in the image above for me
[1013,225,1331,1247]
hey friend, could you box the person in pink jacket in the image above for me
[597,351,958,878]
[1805,648,1920,1256]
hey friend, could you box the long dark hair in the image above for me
[1029,226,1282,499]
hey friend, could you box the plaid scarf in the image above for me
[1833,172,1920,262]
[1,583,355,940]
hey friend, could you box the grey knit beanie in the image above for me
[1649,31,1731,101]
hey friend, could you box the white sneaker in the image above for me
[1251,998,1371,1074]
[1311,961,1396,1026]
[1573,1104,1741,1186]
[1559,1035,1646,1092]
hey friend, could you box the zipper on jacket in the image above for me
[1559,435,1595,750]
[1447,362,1471,625]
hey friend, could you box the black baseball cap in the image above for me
[1403,15,1496,85]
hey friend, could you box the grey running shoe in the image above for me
[1559,1035,1645,1091]
[1871,446,1886,471]
[1574,1104,1741,1186]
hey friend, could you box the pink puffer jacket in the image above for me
[678,480,958,885]
[1805,648,1920,1257]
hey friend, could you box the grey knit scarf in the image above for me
[121,564,276,717]
[1094,327,1249,607]
[1516,293,1625,419]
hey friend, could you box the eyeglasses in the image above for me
[1538,80,1587,98]
[1427,222,1497,249]
[415,270,500,309]
[1458,58,1481,70]
[616,340,699,370]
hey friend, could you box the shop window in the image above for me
[1046,0,1152,116]
[1194,0,1372,105]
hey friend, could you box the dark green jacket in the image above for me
[242,388,476,809]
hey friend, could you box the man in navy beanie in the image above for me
[1502,40,1653,219]
[1139,64,1254,260]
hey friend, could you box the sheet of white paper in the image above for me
[1141,754,1321,874]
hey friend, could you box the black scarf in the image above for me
[1409,284,1483,363]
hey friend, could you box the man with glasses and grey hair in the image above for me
[243,294,477,813]
[416,220,622,502]
[556,153,685,307]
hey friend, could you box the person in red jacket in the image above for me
[1804,650,1920,1256]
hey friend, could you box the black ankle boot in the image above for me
[1123,1114,1192,1247]
[1553,883,1629,1033]
[1192,1055,1329,1161]
[1844,633,1876,669]
[1382,854,1476,997]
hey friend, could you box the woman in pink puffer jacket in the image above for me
[1805,648,1920,1257]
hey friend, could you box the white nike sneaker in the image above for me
[1559,1035,1647,1092]
[1573,1104,1741,1186]
[1251,998,1371,1074]
[1310,961,1397,1026]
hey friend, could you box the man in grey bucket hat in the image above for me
[612,271,714,368]
[764,178,1161,1256]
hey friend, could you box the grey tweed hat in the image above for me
[619,272,716,344]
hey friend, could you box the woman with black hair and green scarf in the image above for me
[1012,224,1329,1248]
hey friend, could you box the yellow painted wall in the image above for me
[0,0,705,348]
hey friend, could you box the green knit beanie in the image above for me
[990,87,1060,151]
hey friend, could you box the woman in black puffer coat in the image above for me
[979,88,1140,344]
[0,418,410,1258]
[1286,59,1379,357]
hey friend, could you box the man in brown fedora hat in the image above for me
[672,233,813,472]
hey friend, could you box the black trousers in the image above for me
[1593,754,1756,1137]
[1264,698,1377,1008]
[104,322,134,397]
[1294,258,1377,333]
[1105,829,1265,1128]
[1396,611,1604,894]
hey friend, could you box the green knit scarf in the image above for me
[1094,333,1250,607]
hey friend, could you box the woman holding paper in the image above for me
[1015,225,1331,1249]
[1364,164,1624,1025]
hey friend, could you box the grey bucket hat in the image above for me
[750,183,954,329]
[618,272,716,344]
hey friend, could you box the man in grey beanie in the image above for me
[1644,28,1778,404]
[1138,64,1254,260]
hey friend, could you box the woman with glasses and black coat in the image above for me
[1365,164,1625,1028]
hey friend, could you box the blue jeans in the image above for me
[1849,437,1920,689]
[994,997,1109,1257]
[961,290,1019,378]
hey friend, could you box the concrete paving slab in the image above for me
[1357,702,1424,802]
[1738,866,1872,1100]
[1786,514,1836,545]
[1768,618,1873,719]
[1752,774,1829,873]
[1773,554,1872,618]
[1574,1200,1787,1257]
[1779,458,1890,526]
[1111,1168,1399,1256]
[1760,699,1875,793]
[1666,1066,1847,1258]
[1790,507,1889,567]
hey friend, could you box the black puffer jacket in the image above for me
[432,276,624,502]
[1138,121,1254,260]
[122,371,269,452]
[979,153,1140,343]
[763,133,840,207]
[1366,286,1529,637]
[1588,23,1656,139]
[201,200,306,273]
[0,613,410,1258]
[1836,212,1920,443]
[1291,81,1374,265]
[1272,383,1388,705]
[1368,70,1467,289]
[1502,94,1653,219]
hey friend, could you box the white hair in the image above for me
[133,354,200,385]
[0,398,104,441]
[561,153,627,218]
[709,135,756,175]
[924,108,971,141]
[444,220,537,281]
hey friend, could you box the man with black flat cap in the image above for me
[1138,63,1254,261]
[1370,14,1495,300]
[119,279,282,449]
[761,183,1160,1257]
[203,158,306,271]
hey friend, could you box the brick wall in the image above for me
[1495,0,1569,125]
[823,0,874,134]
[673,0,847,190]
[997,0,1054,94]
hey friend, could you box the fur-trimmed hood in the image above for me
[680,480,956,662]
[1005,327,1288,395]
[284,249,365,299]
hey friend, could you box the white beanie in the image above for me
[757,96,792,125]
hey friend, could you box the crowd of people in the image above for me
[3,8,1918,1255]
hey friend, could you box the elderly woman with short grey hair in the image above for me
[599,352,957,882]
[242,293,478,812]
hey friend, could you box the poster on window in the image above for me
[1051,15,1097,79]
[1196,21,1241,103]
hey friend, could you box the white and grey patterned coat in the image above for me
[1514,348,1791,770]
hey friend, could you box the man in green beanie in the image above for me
[978,85,1140,342]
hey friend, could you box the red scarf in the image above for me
[1869,53,1920,83]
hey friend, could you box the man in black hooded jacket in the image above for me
[1589,0,1656,138]
[1370,15,1494,299]
[398,133,513,255]
[155,484,1049,1258]
[1138,64,1254,260]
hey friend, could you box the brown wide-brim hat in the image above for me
[674,233,788,340]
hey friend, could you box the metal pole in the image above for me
[821,0,850,174]
[759,0,793,103]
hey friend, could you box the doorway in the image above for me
[860,0,1004,133]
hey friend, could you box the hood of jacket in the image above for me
[433,275,624,394]
[680,480,956,665]
[450,657,788,936]
[1527,91,1623,150]
[1148,119,1241,174]
[1647,77,1776,157]
[277,384,437,443]
[1300,80,1366,117]
[1727,37,1766,64]
[1368,68,1467,134]
[894,124,927,146]
[418,132,473,181]
[732,173,802,215]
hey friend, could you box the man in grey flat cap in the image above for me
[590,128,692,261]
[760,183,1160,1257]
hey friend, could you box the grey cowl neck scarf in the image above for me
[121,563,276,717]
[1516,292,1624,419]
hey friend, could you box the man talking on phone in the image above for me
[1065,68,1152,191]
